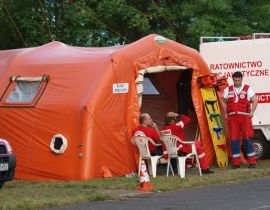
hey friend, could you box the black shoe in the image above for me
[248,164,256,169]
[202,168,214,174]
[231,165,240,169]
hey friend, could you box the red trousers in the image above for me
[228,115,254,140]
[228,115,256,165]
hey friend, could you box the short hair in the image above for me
[232,71,243,79]
[164,116,177,125]
[139,113,148,124]
[164,112,181,125]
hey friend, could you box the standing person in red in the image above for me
[132,113,163,156]
[223,71,258,169]
[160,112,214,174]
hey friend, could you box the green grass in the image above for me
[1,161,270,210]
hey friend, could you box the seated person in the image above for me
[132,113,163,156]
[160,112,214,174]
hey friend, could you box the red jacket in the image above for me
[132,126,160,153]
[227,85,250,114]
[160,114,190,141]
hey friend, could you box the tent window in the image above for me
[0,75,49,108]
[143,77,160,95]
[6,81,41,103]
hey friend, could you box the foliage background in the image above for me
[0,0,270,50]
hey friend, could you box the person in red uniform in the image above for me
[132,113,163,155]
[223,71,258,169]
[160,112,214,174]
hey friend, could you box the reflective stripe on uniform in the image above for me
[247,152,255,157]
[198,152,205,159]
[227,111,249,116]
[232,153,241,158]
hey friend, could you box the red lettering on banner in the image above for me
[213,69,269,78]
[256,92,270,103]
[209,61,263,71]
[257,61,263,67]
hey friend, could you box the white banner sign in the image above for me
[113,83,129,94]
[200,39,270,125]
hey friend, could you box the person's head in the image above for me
[232,71,243,88]
[139,113,153,127]
[165,112,179,125]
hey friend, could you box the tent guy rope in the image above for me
[65,0,130,44]
[151,0,183,43]
[38,0,54,41]
[2,0,28,47]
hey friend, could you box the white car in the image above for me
[0,139,16,189]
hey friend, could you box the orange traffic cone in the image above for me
[136,160,153,192]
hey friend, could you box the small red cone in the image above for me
[101,166,113,178]
[136,160,153,192]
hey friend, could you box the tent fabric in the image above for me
[0,34,214,181]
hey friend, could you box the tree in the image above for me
[1,0,270,50]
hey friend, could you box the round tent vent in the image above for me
[50,134,68,154]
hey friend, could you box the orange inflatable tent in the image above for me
[0,34,214,181]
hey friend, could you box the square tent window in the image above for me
[7,81,41,103]
[143,77,160,95]
[0,75,49,108]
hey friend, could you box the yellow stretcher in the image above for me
[198,75,228,167]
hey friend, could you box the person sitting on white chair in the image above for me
[132,113,163,156]
[160,112,214,174]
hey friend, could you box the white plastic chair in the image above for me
[131,136,162,178]
[160,135,202,178]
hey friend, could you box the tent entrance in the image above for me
[138,69,198,140]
